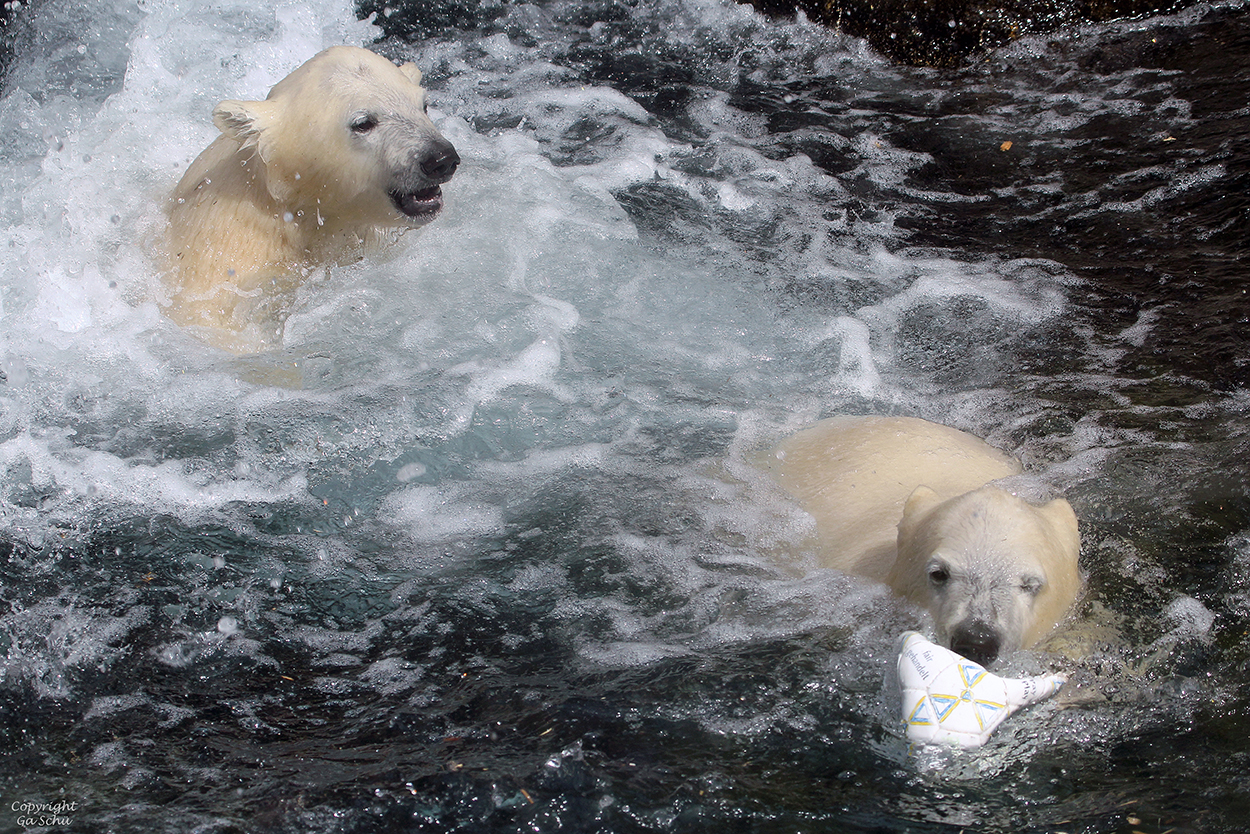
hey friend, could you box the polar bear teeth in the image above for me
[391,186,443,218]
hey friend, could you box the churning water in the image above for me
[2,0,1249,830]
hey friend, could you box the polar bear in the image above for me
[164,46,459,351]
[767,416,1081,666]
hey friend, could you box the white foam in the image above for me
[1163,595,1215,641]
[1,598,150,698]
[382,484,505,544]
[0,431,309,518]
[358,657,425,695]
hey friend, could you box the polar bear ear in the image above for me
[398,62,423,87]
[213,99,295,201]
[896,485,944,553]
[901,485,943,522]
[890,485,947,601]
[213,99,282,150]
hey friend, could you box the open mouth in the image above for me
[390,185,444,219]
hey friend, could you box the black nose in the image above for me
[420,143,460,182]
[949,621,1001,668]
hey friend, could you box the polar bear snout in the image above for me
[419,141,460,182]
[948,620,1003,668]
[389,138,459,220]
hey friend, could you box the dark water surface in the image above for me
[1,0,1249,831]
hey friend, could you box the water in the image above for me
[1,0,1249,830]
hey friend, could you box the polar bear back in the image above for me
[768,415,1022,581]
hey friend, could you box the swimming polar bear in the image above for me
[768,415,1081,666]
[164,46,459,351]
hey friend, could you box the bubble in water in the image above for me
[396,462,427,482]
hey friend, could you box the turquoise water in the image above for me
[1,0,1248,830]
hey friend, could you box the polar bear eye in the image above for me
[349,113,379,134]
[1020,576,1044,596]
[927,563,950,586]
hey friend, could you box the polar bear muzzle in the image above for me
[389,140,459,219]
[948,619,1003,668]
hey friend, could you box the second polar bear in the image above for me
[165,46,459,351]
[768,416,1081,666]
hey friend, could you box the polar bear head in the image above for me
[888,485,1081,667]
[211,45,459,230]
